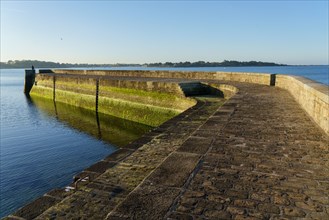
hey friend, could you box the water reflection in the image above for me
[30,96,153,147]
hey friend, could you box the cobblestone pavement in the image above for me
[164,84,329,220]
[6,82,328,220]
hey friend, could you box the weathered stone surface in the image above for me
[283,207,306,217]
[13,196,58,219]
[167,212,194,220]
[85,161,116,173]
[143,152,200,187]
[2,217,26,220]
[45,188,73,200]
[103,148,134,162]
[36,189,120,219]
[107,185,180,219]
[178,136,213,154]
[165,83,329,219]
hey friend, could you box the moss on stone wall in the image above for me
[30,86,53,99]
[30,75,196,126]
[99,86,193,111]
[98,97,180,126]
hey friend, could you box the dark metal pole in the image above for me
[95,79,99,112]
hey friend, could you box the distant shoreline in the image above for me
[0,60,288,69]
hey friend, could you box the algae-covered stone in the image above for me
[30,74,196,127]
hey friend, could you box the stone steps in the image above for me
[178,82,209,96]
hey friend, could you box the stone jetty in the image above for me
[6,70,329,219]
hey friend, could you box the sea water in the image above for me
[0,69,151,217]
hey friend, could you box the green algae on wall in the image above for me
[97,97,181,127]
[99,86,192,111]
[30,75,196,127]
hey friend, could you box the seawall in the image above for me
[276,75,329,134]
[30,73,198,127]
[38,69,329,135]
[41,69,273,86]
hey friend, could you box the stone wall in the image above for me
[276,75,329,135]
[37,69,329,135]
[40,69,274,86]
[31,74,196,126]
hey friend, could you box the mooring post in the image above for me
[24,69,36,95]
[270,74,276,86]
[53,75,56,101]
[95,79,99,112]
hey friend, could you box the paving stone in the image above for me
[167,212,194,220]
[227,206,246,215]
[45,188,74,200]
[283,207,306,217]
[144,152,200,187]
[295,201,324,212]
[107,185,180,219]
[2,217,25,220]
[258,203,280,214]
[272,193,291,206]
[13,196,58,219]
[233,199,258,208]
[103,148,134,162]
[234,215,261,220]
[178,136,213,154]
[37,189,120,219]
[204,210,232,219]
[306,211,329,219]
[84,161,116,173]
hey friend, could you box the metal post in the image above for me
[53,75,56,101]
[95,79,99,112]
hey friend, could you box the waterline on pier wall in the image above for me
[30,76,196,127]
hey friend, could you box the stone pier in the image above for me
[6,70,329,219]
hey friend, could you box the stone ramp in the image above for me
[6,82,329,219]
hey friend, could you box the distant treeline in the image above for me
[0,60,115,69]
[0,59,286,69]
[145,60,286,67]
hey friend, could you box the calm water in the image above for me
[0,66,328,217]
[0,69,151,217]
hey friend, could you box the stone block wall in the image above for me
[37,69,329,135]
[31,74,196,126]
[276,75,329,135]
[43,69,274,86]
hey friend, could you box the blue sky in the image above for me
[1,1,328,65]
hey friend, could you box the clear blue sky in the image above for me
[1,0,328,65]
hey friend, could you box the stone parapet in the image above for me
[40,69,274,86]
[276,75,329,135]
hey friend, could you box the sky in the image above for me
[0,0,328,65]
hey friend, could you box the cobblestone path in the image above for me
[7,82,328,220]
[164,84,329,220]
